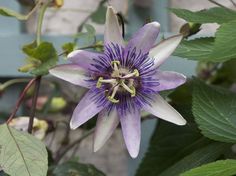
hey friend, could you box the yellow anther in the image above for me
[96,77,103,88]
[130,86,136,97]
[108,96,120,103]
[122,69,140,78]
[133,69,139,77]
[111,60,120,65]
[121,81,135,96]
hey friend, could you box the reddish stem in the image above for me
[28,76,41,133]
[6,78,37,124]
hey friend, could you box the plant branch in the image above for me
[230,0,236,7]
[0,78,31,91]
[36,0,50,45]
[58,43,104,56]
[26,0,43,19]
[28,76,41,133]
[54,128,95,164]
[208,0,228,8]
[6,78,37,124]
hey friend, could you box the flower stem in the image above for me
[27,76,41,133]
[28,0,49,133]
[36,0,50,45]
[0,78,31,91]
[6,78,37,124]
[54,128,95,164]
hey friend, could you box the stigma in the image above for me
[96,60,140,103]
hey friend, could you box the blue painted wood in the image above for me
[128,0,170,34]
[0,34,72,77]
[0,1,21,34]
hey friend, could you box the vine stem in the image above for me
[36,0,51,45]
[27,76,41,133]
[27,0,50,133]
[208,0,229,8]
[0,78,31,91]
[54,128,95,164]
[6,78,37,124]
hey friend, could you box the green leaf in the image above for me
[193,79,236,142]
[159,143,229,176]
[215,59,236,85]
[74,24,96,46]
[61,42,75,56]
[181,160,236,176]
[20,41,58,76]
[30,57,58,76]
[52,161,105,176]
[210,20,236,62]
[173,37,215,61]
[23,42,58,62]
[170,7,236,24]
[136,105,228,176]
[0,7,28,20]
[0,124,48,176]
[90,5,106,24]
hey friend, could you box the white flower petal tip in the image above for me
[105,5,124,46]
[129,149,139,158]
[67,50,80,59]
[150,34,184,67]
[177,118,187,126]
[69,120,78,130]
[143,94,187,126]
[49,64,90,88]
[93,109,119,152]
[149,21,160,29]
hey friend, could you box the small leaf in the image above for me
[90,5,106,24]
[61,42,75,56]
[170,7,236,24]
[210,20,236,62]
[52,161,105,176]
[21,41,58,76]
[31,57,58,76]
[0,124,48,176]
[193,79,236,142]
[74,24,96,46]
[23,42,58,62]
[173,37,214,61]
[181,160,236,176]
[0,7,28,20]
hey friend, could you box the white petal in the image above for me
[149,34,183,67]
[104,6,124,46]
[49,64,91,88]
[125,22,160,53]
[93,109,119,152]
[119,108,141,158]
[143,94,186,125]
[68,50,102,69]
[70,90,106,129]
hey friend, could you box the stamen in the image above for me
[96,77,103,88]
[121,81,136,97]
[122,69,139,78]
[108,85,119,103]
[96,77,117,88]
[111,60,120,71]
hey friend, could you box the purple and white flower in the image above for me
[49,6,186,158]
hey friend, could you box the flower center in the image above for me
[96,60,139,103]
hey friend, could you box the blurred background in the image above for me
[0,0,233,176]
